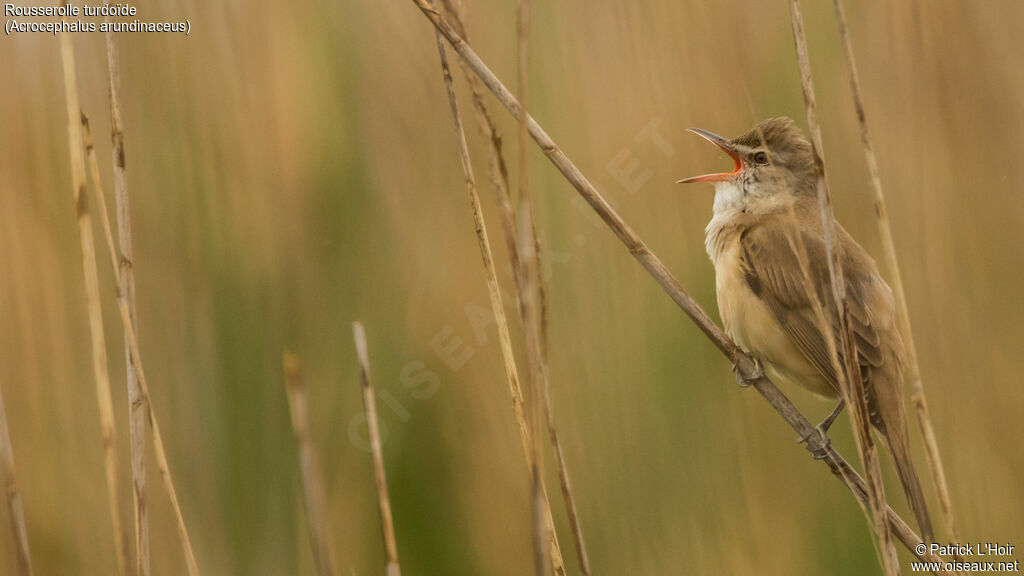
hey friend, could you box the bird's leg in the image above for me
[796,399,845,457]
[817,399,845,435]
[731,356,764,388]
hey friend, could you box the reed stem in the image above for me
[425,5,567,571]
[787,1,899,573]
[59,31,130,576]
[81,112,201,576]
[283,352,337,576]
[436,4,591,573]
[513,2,551,575]
[352,324,401,576]
[103,21,150,575]
[831,0,960,544]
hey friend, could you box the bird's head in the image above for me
[678,117,816,215]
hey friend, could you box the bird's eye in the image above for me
[752,151,769,165]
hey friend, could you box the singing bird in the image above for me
[679,117,933,542]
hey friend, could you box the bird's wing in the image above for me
[738,219,891,394]
[741,218,928,539]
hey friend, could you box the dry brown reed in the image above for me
[0,383,33,576]
[59,31,131,576]
[437,0,518,279]
[407,2,950,571]
[831,0,960,545]
[80,113,201,576]
[103,20,150,575]
[786,1,899,573]
[352,323,401,576]
[80,116,123,323]
[512,2,551,574]
[283,352,337,576]
[437,3,592,573]
[765,136,878,548]
[425,7,568,571]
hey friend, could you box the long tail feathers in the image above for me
[884,428,934,543]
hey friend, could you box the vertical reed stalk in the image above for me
[513,3,551,575]
[117,308,200,576]
[437,5,592,572]
[831,0,959,544]
[59,30,130,576]
[424,4,566,571]
[352,323,401,576]
[0,383,33,576]
[80,115,125,327]
[103,20,150,575]
[283,352,336,576]
[787,1,899,573]
[438,0,519,282]
[81,112,202,576]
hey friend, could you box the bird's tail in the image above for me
[870,353,934,543]
[881,413,934,543]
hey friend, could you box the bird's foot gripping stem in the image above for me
[797,425,832,459]
[731,357,764,388]
[796,400,844,460]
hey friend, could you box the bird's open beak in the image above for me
[676,128,742,184]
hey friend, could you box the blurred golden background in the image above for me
[2,0,1023,573]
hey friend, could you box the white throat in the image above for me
[704,181,747,265]
[711,180,747,216]
[704,179,787,264]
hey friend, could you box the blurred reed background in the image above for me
[2,0,1023,574]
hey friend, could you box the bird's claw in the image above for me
[797,423,832,460]
[731,357,764,388]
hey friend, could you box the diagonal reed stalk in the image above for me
[786,1,900,573]
[407,3,951,572]
[438,3,592,573]
[352,323,401,576]
[831,0,960,545]
[0,383,33,576]
[59,30,131,576]
[425,3,567,572]
[103,19,150,576]
[283,352,337,576]
[81,113,201,576]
